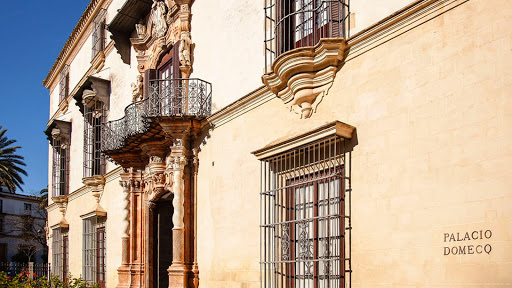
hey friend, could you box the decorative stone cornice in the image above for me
[82,175,106,191]
[252,121,355,160]
[43,0,107,88]
[91,50,106,73]
[262,38,347,119]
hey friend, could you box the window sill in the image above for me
[91,50,105,73]
[262,38,347,119]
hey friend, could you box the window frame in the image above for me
[92,9,107,61]
[58,65,70,103]
[24,203,31,211]
[52,228,69,281]
[286,168,344,287]
[83,216,106,287]
[257,131,351,288]
[83,98,107,177]
[52,139,70,197]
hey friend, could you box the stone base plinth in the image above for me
[116,266,131,288]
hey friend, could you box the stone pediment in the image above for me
[262,38,347,119]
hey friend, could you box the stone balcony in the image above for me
[102,78,212,167]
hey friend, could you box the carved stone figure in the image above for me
[131,75,143,102]
[179,32,192,66]
[135,21,146,38]
[151,0,168,38]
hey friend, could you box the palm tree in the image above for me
[0,125,27,192]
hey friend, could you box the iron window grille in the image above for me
[52,139,70,197]
[259,135,352,288]
[59,65,70,103]
[92,9,107,61]
[264,0,350,73]
[84,98,107,177]
[83,216,106,288]
[52,228,69,281]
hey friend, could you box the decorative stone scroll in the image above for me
[262,38,347,119]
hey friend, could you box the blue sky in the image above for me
[0,1,90,195]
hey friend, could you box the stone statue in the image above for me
[179,32,192,66]
[151,0,168,38]
[131,75,143,102]
[135,20,146,38]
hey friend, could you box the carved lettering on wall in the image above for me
[443,230,493,255]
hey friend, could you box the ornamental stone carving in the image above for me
[262,38,347,119]
[151,0,168,38]
[170,155,187,229]
[135,21,147,38]
[131,75,143,102]
[179,31,192,67]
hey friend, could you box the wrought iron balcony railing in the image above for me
[102,78,212,152]
[264,0,350,73]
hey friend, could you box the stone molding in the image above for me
[209,0,467,125]
[262,38,347,119]
[81,175,107,218]
[47,40,115,124]
[43,0,111,89]
[52,196,69,229]
[130,1,193,76]
[252,121,355,160]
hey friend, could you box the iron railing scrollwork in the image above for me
[102,78,212,152]
[264,0,350,73]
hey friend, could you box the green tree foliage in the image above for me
[0,126,27,192]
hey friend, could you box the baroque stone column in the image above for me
[117,169,141,288]
[168,139,189,288]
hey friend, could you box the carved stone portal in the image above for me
[262,38,347,119]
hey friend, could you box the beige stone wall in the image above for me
[190,0,265,112]
[195,0,512,287]
[46,1,137,286]
[190,0,419,113]
[47,173,123,287]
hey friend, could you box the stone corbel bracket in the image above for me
[82,175,107,217]
[53,196,69,228]
[262,38,347,119]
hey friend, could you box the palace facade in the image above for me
[44,0,512,287]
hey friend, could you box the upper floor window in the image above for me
[92,9,107,60]
[46,120,72,197]
[52,139,70,197]
[59,65,70,103]
[264,0,350,72]
[83,95,107,177]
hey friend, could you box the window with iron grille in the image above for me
[83,217,106,287]
[92,9,107,61]
[52,139,70,197]
[52,228,69,280]
[59,65,70,103]
[259,135,351,288]
[83,98,107,177]
[264,0,350,73]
